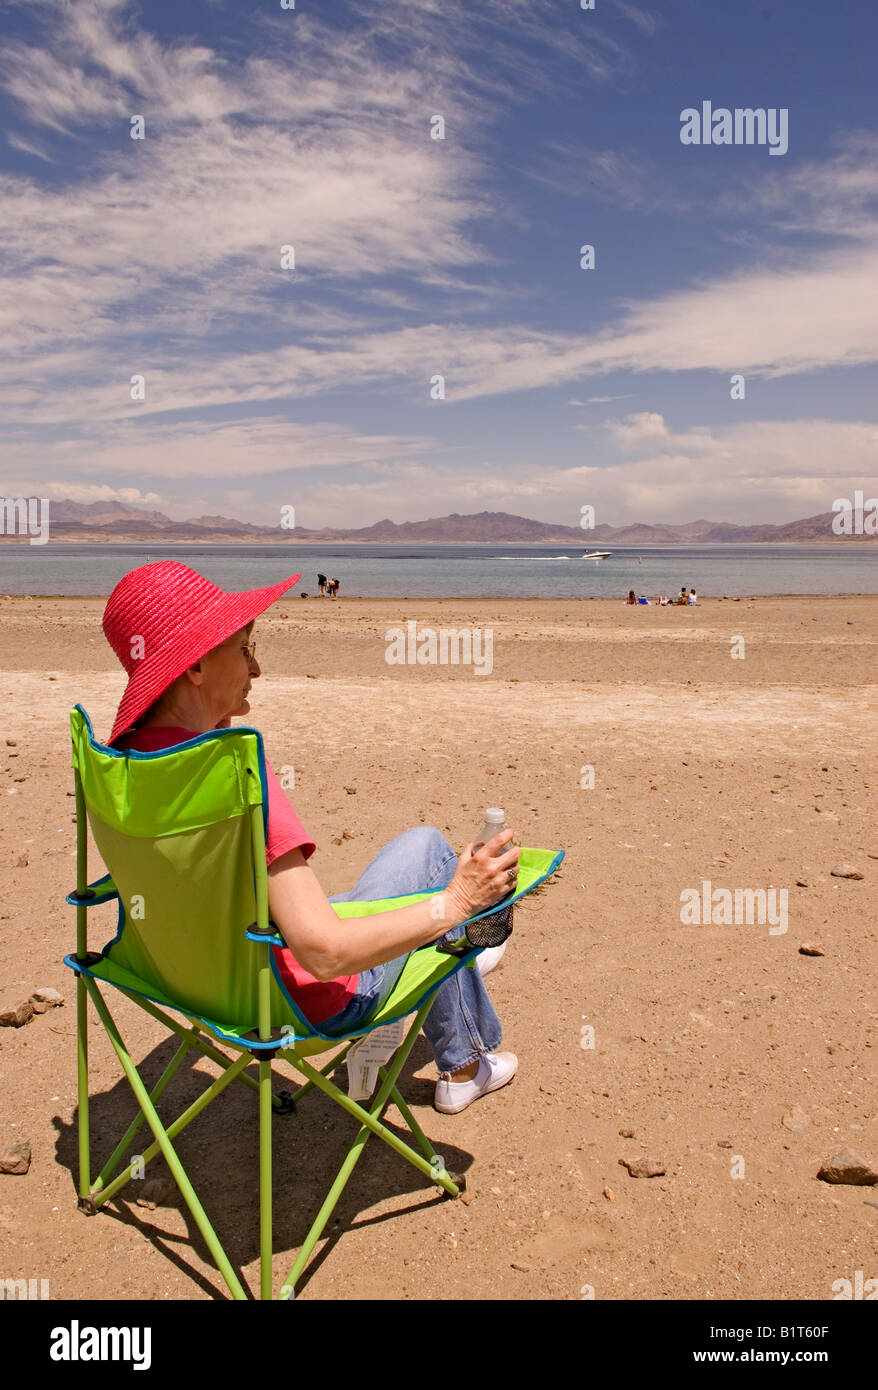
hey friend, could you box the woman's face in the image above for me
[203,624,261,723]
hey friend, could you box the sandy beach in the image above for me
[1,593,876,1301]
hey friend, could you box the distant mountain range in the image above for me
[0,500,870,543]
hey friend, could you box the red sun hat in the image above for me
[102,561,301,745]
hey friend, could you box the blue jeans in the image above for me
[319,827,503,1075]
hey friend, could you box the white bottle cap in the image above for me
[484,807,505,823]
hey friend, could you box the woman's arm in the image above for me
[267,832,520,980]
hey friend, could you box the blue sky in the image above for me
[0,0,876,528]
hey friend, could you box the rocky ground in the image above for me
[0,594,876,1300]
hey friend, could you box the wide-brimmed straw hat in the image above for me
[102,561,300,745]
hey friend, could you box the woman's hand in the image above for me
[444,831,520,922]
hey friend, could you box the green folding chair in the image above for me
[64,705,564,1300]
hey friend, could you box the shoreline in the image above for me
[1,591,876,603]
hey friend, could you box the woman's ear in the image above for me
[183,658,206,687]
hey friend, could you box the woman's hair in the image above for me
[127,691,169,732]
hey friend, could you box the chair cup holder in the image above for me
[437,903,514,956]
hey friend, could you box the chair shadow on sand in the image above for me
[53,1027,473,1299]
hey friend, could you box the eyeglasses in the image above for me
[220,636,256,663]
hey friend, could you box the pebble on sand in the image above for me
[619,1157,666,1179]
[817,1148,878,1186]
[781,1106,810,1132]
[798,942,825,956]
[0,1140,31,1175]
[830,864,864,879]
[0,997,34,1028]
[30,986,64,1013]
[134,1177,175,1210]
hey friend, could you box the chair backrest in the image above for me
[71,706,565,1039]
[71,705,275,1028]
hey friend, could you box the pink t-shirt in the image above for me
[111,725,358,1023]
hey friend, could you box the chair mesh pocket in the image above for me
[437,899,514,956]
[466,901,514,947]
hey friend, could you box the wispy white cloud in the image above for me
[346,0,638,93]
[0,0,499,371]
[0,414,441,486]
[614,2,659,37]
[578,394,634,405]
[531,142,663,212]
[3,225,878,424]
[735,131,878,243]
[3,105,876,424]
[4,130,53,161]
[1,228,877,442]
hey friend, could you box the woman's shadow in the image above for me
[53,1028,473,1299]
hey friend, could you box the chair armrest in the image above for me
[245,922,285,946]
[66,873,118,907]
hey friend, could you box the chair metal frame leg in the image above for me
[77,984,296,1202]
[276,992,459,1299]
[82,975,250,1299]
[75,974,460,1300]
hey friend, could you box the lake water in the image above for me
[0,542,875,599]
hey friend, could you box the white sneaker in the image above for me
[476,941,507,976]
[434,1051,518,1114]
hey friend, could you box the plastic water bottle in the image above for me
[438,808,516,958]
[476,807,512,856]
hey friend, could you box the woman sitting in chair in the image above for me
[103,561,518,1115]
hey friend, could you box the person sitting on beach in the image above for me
[626,589,637,605]
[676,588,688,605]
[688,588,698,605]
[317,572,327,596]
[658,594,670,606]
[103,562,519,1115]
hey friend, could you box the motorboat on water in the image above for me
[581,549,613,559]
